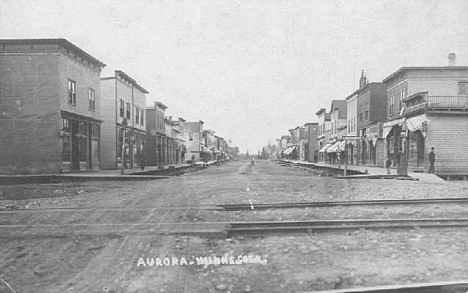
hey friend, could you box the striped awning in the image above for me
[318,143,333,153]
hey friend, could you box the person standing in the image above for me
[428,147,436,173]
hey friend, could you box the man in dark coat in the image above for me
[428,147,436,173]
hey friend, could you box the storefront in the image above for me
[61,112,101,172]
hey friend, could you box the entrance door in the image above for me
[71,120,80,170]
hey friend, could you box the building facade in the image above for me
[316,108,331,161]
[304,123,318,162]
[145,101,167,166]
[184,121,205,163]
[356,72,387,167]
[345,90,359,164]
[100,70,148,169]
[382,64,468,174]
[0,38,105,173]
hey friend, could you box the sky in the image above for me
[1,0,468,153]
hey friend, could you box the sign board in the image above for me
[342,135,362,140]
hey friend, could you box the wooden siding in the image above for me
[100,79,118,169]
[408,78,463,97]
[426,116,468,174]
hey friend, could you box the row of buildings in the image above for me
[267,54,468,175]
[0,38,236,174]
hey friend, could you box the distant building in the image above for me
[345,90,359,164]
[356,71,387,167]
[304,123,318,162]
[383,62,468,174]
[315,108,331,161]
[100,71,148,169]
[184,121,205,162]
[0,38,105,173]
[145,101,167,166]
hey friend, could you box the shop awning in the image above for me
[338,140,346,150]
[406,114,430,132]
[318,143,332,153]
[382,118,405,138]
[284,146,296,155]
[326,141,343,153]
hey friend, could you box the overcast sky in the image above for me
[1,0,467,153]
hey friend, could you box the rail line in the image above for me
[227,218,468,236]
[220,197,468,210]
[3,218,468,238]
[3,197,468,214]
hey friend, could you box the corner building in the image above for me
[0,39,105,173]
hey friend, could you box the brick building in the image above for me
[0,38,105,173]
[100,71,148,169]
[356,71,387,166]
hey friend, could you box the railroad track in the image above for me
[3,197,468,214]
[3,217,468,238]
[219,197,468,211]
[226,218,468,236]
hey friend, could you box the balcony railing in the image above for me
[426,96,468,108]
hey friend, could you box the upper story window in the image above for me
[459,82,468,95]
[389,95,395,115]
[189,132,193,141]
[68,79,76,106]
[119,99,124,117]
[364,102,369,120]
[135,107,140,125]
[88,88,95,112]
[126,102,131,119]
[140,110,144,126]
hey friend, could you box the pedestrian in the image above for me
[428,147,436,173]
[251,156,255,165]
[385,155,392,174]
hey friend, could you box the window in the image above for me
[68,79,76,105]
[135,107,140,125]
[140,110,144,126]
[91,124,100,138]
[389,95,394,115]
[120,99,124,117]
[459,82,468,95]
[62,118,70,132]
[398,89,404,111]
[189,132,193,141]
[126,102,131,119]
[359,113,363,122]
[88,88,95,111]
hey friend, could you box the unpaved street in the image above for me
[2,160,468,293]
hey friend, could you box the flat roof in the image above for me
[115,70,149,94]
[383,66,468,83]
[0,38,106,68]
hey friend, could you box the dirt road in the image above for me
[2,160,468,293]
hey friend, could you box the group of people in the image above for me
[385,147,435,175]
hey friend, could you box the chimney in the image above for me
[448,53,456,66]
[359,70,367,89]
